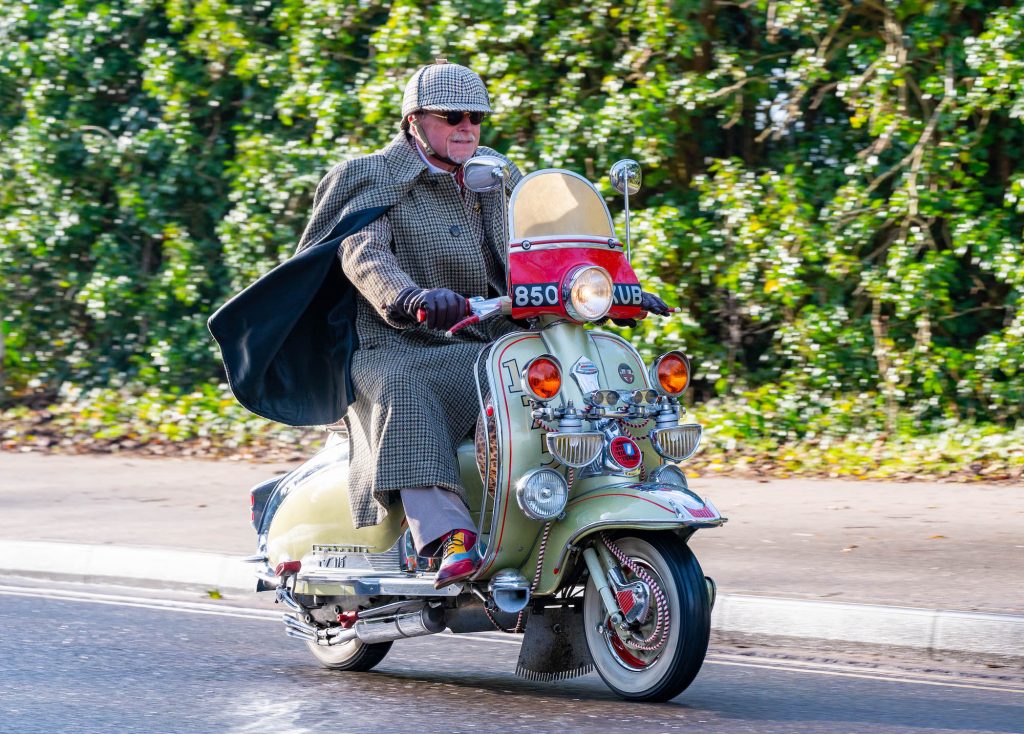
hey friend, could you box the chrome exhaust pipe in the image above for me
[281,603,447,647]
[284,627,316,643]
[283,615,317,642]
[354,604,446,644]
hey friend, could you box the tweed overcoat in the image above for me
[297,132,523,528]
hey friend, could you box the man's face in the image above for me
[414,110,481,164]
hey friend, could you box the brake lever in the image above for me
[445,296,511,337]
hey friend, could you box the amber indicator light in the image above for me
[528,358,562,400]
[657,353,690,394]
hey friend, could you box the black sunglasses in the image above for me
[425,110,487,126]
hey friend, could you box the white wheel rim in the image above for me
[583,538,681,694]
[306,638,364,666]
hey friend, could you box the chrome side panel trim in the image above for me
[295,569,463,597]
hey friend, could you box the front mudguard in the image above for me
[527,482,726,596]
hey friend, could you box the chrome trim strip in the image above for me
[472,330,542,579]
[295,570,464,597]
[474,344,494,540]
[510,239,622,253]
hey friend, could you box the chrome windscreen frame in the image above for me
[507,168,616,241]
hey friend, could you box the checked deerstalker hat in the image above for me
[401,59,492,118]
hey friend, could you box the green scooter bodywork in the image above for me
[263,319,722,599]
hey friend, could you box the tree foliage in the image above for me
[2,0,1023,443]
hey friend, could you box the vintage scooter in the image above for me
[245,158,726,702]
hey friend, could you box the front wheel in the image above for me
[582,534,710,702]
[306,638,392,672]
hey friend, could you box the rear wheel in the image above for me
[306,638,393,672]
[582,534,710,701]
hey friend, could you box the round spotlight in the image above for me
[515,468,569,521]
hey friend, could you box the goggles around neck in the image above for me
[424,110,487,126]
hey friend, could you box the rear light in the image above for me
[249,477,278,531]
[521,355,562,402]
[650,424,702,461]
[275,560,301,578]
[650,351,691,396]
[546,431,604,468]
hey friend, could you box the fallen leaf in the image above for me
[928,534,947,540]
[841,545,858,552]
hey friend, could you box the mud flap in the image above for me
[515,605,594,681]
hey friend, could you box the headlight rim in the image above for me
[520,353,563,403]
[561,264,614,322]
[649,350,692,396]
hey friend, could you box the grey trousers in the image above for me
[400,485,475,556]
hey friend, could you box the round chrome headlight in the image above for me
[649,463,689,488]
[562,265,613,322]
[515,468,569,521]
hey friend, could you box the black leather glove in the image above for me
[640,291,671,316]
[602,291,672,327]
[392,287,468,331]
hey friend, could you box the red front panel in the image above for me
[508,245,645,321]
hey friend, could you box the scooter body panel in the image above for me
[520,481,725,595]
[474,323,676,581]
[264,440,484,578]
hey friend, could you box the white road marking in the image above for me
[705,659,1024,694]
[2,583,1021,694]
[0,584,278,621]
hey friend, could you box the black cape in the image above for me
[207,206,389,426]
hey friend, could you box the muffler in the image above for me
[284,604,447,647]
[353,604,446,644]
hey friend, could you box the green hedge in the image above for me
[2,1,1023,451]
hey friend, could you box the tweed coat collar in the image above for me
[381,131,431,188]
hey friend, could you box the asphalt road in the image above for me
[4,453,1022,612]
[1,584,1021,734]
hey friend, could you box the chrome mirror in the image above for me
[462,155,511,293]
[610,159,642,195]
[462,155,509,193]
[609,159,641,262]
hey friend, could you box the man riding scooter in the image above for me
[213,59,670,590]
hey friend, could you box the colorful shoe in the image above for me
[434,529,479,589]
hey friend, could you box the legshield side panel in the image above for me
[475,323,706,585]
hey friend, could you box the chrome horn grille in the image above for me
[649,424,703,462]
[545,431,604,468]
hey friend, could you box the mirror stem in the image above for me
[624,186,632,263]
